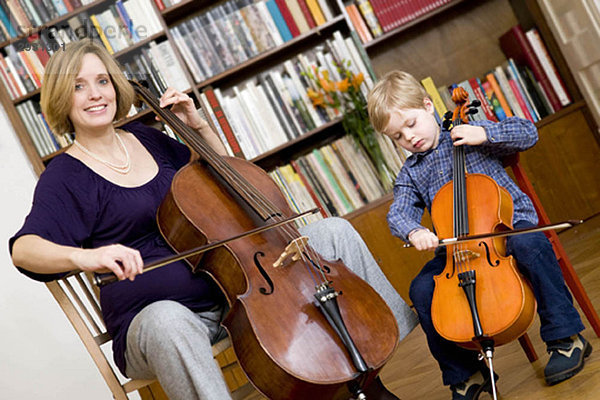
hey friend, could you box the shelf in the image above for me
[534,100,586,129]
[112,32,167,58]
[13,88,41,105]
[160,0,215,24]
[0,0,111,48]
[252,117,346,170]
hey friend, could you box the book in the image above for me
[204,86,246,158]
[295,157,336,216]
[493,65,525,119]
[289,159,328,217]
[525,27,571,107]
[223,1,259,59]
[90,14,114,54]
[356,0,383,37]
[480,80,507,121]
[257,73,295,141]
[305,0,325,26]
[505,58,539,121]
[467,77,498,122]
[274,0,300,37]
[265,0,292,42]
[284,0,310,34]
[485,71,514,118]
[508,78,534,122]
[345,3,373,43]
[499,24,563,111]
[296,0,315,29]
[421,76,448,119]
[255,0,284,47]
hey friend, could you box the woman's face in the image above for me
[68,53,117,134]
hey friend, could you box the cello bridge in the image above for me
[272,236,309,268]
[453,249,480,263]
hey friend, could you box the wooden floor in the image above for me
[380,213,600,400]
[243,214,600,399]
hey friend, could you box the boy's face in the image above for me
[382,97,440,153]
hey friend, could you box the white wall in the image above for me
[0,105,113,399]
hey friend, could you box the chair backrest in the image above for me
[45,272,250,400]
[45,272,155,400]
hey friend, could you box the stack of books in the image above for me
[344,0,454,43]
[169,0,336,83]
[196,30,375,160]
[270,133,407,222]
[422,25,571,125]
[0,0,164,99]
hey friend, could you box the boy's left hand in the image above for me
[450,125,487,146]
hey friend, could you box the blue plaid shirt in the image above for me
[388,117,539,241]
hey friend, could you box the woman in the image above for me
[10,39,417,400]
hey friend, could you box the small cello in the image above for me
[129,81,399,399]
[430,87,537,396]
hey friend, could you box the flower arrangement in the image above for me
[305,60,394,190]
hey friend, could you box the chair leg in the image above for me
[510,157,600,337]
[518,333,538,362]
[549,231,600,336]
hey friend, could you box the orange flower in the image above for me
[351,73,364,89]
[336,78,350,92]
[307,88,325,107]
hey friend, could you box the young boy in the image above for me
[367,70,591,399]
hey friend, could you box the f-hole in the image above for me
[479,241,500,267]
[254,251,274,295]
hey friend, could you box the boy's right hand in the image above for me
[408,228,439,251]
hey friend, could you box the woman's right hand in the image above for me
[71,244,144,281]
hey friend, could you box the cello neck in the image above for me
[130,81,280,221]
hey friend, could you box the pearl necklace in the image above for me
[73,132,131,174]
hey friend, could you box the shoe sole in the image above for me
[545,341,593,386]
[473,372,499,399]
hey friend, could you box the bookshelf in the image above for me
[2,0,600,302]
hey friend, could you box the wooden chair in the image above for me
[504,153,600,362]
[45,272,256,400]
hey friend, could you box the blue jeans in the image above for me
[409,221,584,386]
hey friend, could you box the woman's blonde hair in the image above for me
[367,70,429,133]
[40,39,135,135]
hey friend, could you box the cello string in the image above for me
[137,84,330,285]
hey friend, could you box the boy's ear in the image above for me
[423,97,435,113]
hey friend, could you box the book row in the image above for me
[270,134,406,224]
[0,0,93,42]
[196,30,375,160]
[423,25,571,124]
[170,0,336,84]
[0,0,163,99]
[345,0,453,43]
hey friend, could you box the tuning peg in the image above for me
[443,111,453,120]
[469,100,481,108]
[467,108,479,115]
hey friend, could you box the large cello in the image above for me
[130,81,399,399]
[430,87,537,397]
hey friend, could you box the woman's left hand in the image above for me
[158,87,209,131]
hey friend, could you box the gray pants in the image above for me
[125,217,418,400]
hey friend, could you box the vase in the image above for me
[342,108,395,192]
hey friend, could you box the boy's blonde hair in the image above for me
[367,70,429,133]
[40,39,135,135]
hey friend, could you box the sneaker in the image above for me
[544,333,592,385]
[450,368,497,400]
